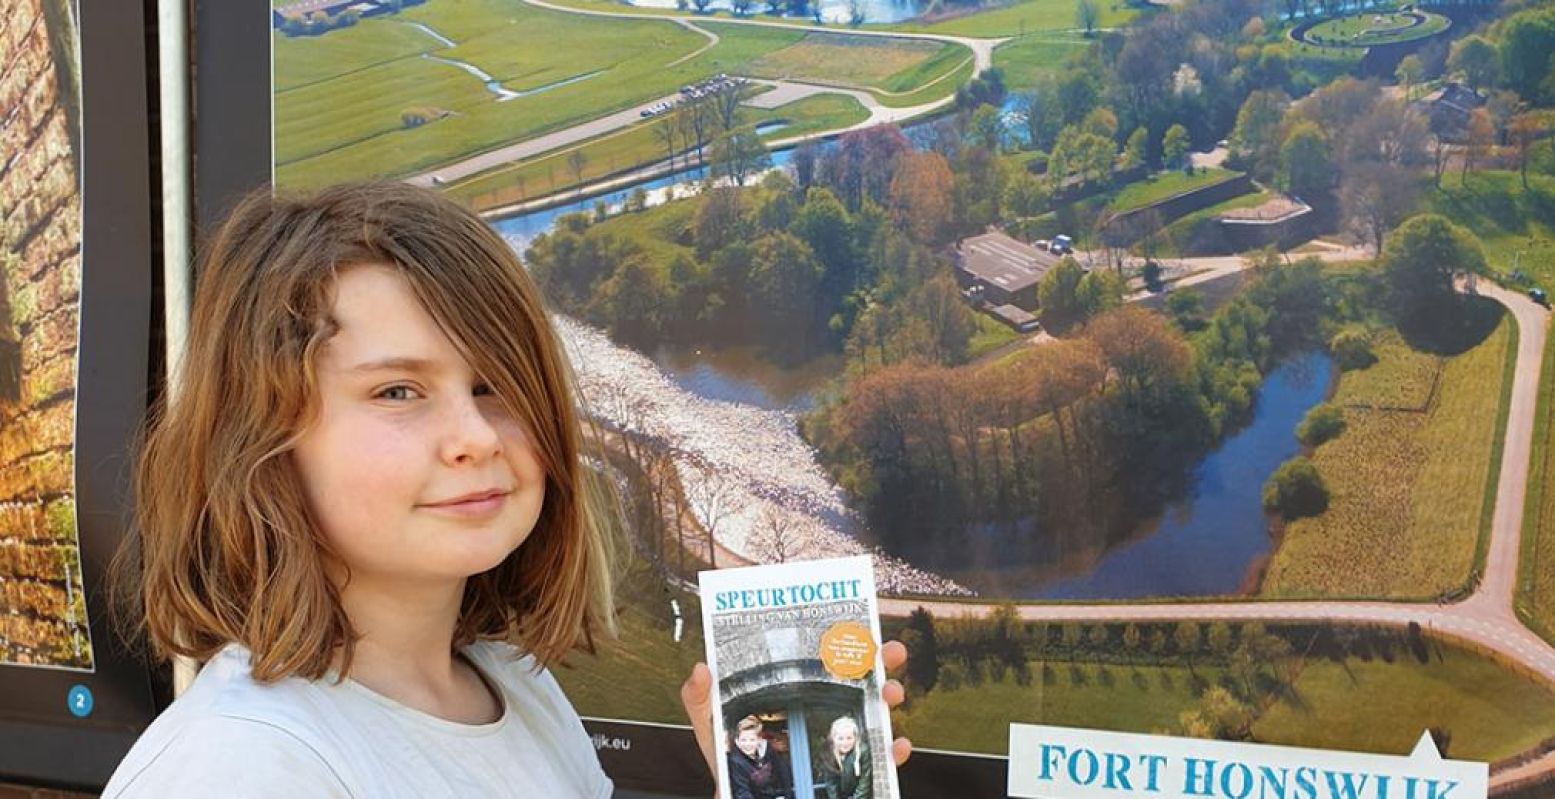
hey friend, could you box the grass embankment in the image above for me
[1107,167,1239,215]
[888,0,1137,36]
[1252,643,1555,763]
[275,2,806,187]
[1419,171,1555,286]
[895,638,1555,761]
[273,20,440,91]
[1260,303,1514,599]
[1518,330,1555,646]
[445,93,870,211]
[993,34,1091,92]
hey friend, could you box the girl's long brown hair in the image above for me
[116,181,616,682]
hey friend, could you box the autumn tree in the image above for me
[1395,55,1423,102]
[1510,114,1548,189]
[889,151,955,244]
[1461,108,1494,184]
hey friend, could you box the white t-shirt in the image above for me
[102,641,613,798]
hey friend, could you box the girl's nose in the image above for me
[440,392,502,465]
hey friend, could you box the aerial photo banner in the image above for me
[265,0,1555,794]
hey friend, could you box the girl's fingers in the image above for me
[883,679,904,708]
[882,640,907,672]
[891,736,913,767]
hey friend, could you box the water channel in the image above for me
[488,149,1329,600]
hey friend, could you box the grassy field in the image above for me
[275,4,814,187]
[1108,168,1240,214]
[968,313,1022,359]
[1261,307,1514,599]
[273,20,440,91]
[889,0,1139,36]
[1519,332,1555,646]
[746,33,947,87]
[992,34,1090,92]
[445,93,870,210]
[1419,172,1555,288]
[895,637,1555,759]
[894,661,1217,753]
[1150,188,1276,257]
[1252,642,1555,763]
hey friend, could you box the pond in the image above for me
[977,350,1337,599]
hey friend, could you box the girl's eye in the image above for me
[473,383,494,397]
[375,385,421,401]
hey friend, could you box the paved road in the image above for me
[883,277,1552,788]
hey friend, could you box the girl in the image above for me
[818,716,872,799]
[104,181,907,797]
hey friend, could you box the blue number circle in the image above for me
[67,684,93,718]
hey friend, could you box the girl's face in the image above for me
[833,725,856,756]
[735,729,762,757]
[292,264,547,589]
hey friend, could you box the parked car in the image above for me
[1050,234,1073,255]
[1531,287,1550,307]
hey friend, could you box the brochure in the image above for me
[699,555,901,799]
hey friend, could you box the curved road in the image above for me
[883,281,1552,788]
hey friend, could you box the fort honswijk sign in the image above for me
[1008,725,1487,799]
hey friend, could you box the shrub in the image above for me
[938,660,966,691]
[1330,327,1375,370]
[1263,456,1328,519]
[1296,403,1345,448]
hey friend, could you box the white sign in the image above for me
[1008,724,1486,799]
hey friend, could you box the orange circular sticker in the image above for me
[819,621,877,680]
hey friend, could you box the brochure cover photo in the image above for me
[700,555,900,799]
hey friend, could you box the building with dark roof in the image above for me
[953,230,1063,311]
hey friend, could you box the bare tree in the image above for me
[655,110,681,173]
[567,149,588,195]
[748,507,801,563]
[683,457,745,568]
[712,82,743,133]
[1341,162,1419,256]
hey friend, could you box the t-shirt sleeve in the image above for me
[522,661,614,799]
[104,715,353,799]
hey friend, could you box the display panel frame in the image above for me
[0,0,169,790]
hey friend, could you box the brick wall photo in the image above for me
[0,0,92,670]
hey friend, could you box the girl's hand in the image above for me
[679,640,913,781]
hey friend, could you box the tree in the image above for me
[750,231,824,359]
[1461,108,1494,184]
[1395,55,1423,102]
[1500,7,1555,99]
[1121,126,1148,172]
[1509,114,1546,190]
[1229,90,1290,180]
[1276,122,1332,198]
[710,128,771,187]
[1076,0,1099,36]
[1340,162,1419,256]
[1263,456,1328,519]
[567,149,588,193]
[1174,622,1202,673]
[1038,257,1087,327]
[969,104,1005,152]
[1448,36,1499,93]
[903,608,941,688]
[1077,269,1125,316]
[1297,403,1346,448]
[1162,124,1190,174]
[1382,214,1487,322]
[1082,107,1118,142]
[749,508,800,562]
[655,111,681,173]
